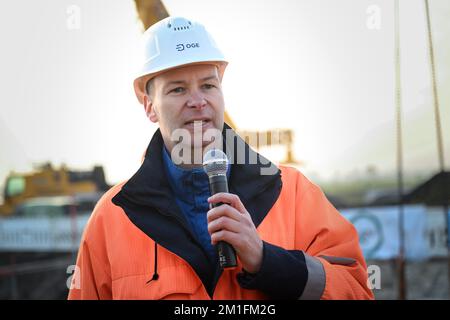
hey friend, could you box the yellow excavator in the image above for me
[0,163,109,216]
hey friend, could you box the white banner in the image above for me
[0,206,448,258]
[425,207,449,257]
[341,205,448,261]
[0,214,90,252]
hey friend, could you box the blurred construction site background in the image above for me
[0,0,449,300]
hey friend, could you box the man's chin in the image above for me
[184,125,222,146]
[170,137,223,165]
[169,122,224,156]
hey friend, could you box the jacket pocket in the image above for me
[112,265,203,300]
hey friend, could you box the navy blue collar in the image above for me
[162,146,230,203]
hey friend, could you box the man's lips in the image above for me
[184,119,211,127]
[183,120,215,133]
[184,119,211,125]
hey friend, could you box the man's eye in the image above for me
[169,87,185,94]
[202,84,215,89]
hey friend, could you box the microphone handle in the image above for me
[209,174,237,269]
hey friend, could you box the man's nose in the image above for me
[186,90,207,109]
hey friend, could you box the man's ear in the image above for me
[143,95,158,123]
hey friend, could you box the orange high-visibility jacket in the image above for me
[68,127,373,300]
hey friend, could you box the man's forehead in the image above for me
[155,64,219,83]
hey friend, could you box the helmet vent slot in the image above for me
[168,19,192,31]
[173,25,190,31]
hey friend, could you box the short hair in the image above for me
[145,78,154,97]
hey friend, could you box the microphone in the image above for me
[203,148,237,269]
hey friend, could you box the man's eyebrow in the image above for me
[164,75,219,87]
[165,80,186,87]
[201,75,219,82]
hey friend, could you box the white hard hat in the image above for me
[133,16,228,104]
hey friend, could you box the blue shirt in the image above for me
[162,147,230,263]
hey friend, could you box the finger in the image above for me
[208,193,246,213]
[210,229,239,246]
[207,204,242,224]
[208,216,242,235]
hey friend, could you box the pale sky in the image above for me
[0,0,449,188]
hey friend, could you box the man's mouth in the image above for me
[184,119,212,127]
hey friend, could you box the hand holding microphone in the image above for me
[203,149,263,273]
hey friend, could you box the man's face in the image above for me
[144,64,225,155]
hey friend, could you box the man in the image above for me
[68,16,373,300]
